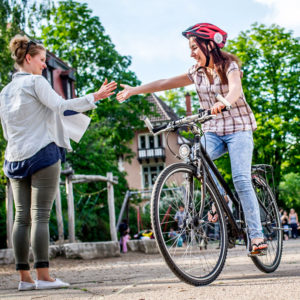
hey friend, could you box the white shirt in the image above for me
[0,72,96,161]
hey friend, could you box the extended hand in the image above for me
[117,84,134,103]
[211,102,225,115]
[94,79,117,102]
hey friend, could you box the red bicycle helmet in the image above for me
[182,23,227,48]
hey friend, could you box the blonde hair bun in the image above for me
[9,34,45,67]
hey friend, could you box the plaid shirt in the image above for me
[187,61,257,136]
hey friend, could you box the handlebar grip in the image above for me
[215,93,231,109]
[221,107,229,112]
[207,107,228,116]
[152,124,168,133]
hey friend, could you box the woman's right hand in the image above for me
[117,84,134,103]
[93,78,117,102]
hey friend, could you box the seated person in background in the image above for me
[118,219,130,253]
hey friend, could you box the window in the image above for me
[67,80,73,99]
[138,133,165,162]
[140,135,146,149]
[138,134,162,149]
[44,68,53,87]
[142,164,164,188]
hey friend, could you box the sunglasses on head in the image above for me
[24,40,37,57]
[14,40,37,58]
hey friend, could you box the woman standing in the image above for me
[289,208,299,239]
[0,35,117,291]
[117,23,267,254]
[281,210,289,241]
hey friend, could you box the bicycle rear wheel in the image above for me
[151,163,228,286]
[251,174,283,272]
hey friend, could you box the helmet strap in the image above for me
[205,42,210,67]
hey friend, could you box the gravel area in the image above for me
[1,239,300,300]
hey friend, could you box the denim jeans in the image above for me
[200,131,263,239]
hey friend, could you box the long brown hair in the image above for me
[195,37,241,85]
[9,34,45,69]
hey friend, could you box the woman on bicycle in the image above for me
[0,34,117,291]
[117,23,267,253]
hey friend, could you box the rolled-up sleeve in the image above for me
[34,76,96,115]
[226,61,239,76]
[187,65,196,83]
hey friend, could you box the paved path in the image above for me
[1,239,300,300]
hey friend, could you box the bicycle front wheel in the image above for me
[251,174,283,272]
[151,163,228,286]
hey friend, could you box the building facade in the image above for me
[42,51,76,99]
[120,94,185,191]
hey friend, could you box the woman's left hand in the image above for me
[211,102,225,115]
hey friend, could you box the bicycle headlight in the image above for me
[179,144,190,159]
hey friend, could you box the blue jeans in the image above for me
[200,131,263,239]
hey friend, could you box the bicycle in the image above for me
[143,94,283,286]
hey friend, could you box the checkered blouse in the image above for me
[187,61,257,136]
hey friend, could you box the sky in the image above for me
[76,0,300,84]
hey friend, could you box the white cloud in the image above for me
[254,0,300,34]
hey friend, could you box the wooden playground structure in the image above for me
[5,162,118,248]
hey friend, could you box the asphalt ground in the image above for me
[1,239,300,300]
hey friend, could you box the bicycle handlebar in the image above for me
[143,110,214,135]
[144,94,232,135]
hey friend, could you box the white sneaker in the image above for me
[35,278,70,290]
[18,281,36,291]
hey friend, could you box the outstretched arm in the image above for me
[35,76,117,115]
[117,74,192,102]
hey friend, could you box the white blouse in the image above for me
[0,72,96,161]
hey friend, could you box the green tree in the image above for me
[0,0,23,90]
[0,0,45,248]
[37,0,153,241]
[0,0,153,243]
[158,24,300,194]
[39,0,151,163]
[0,0,51,90]
[226,23,300,200]
[279,173,300,211]
[159,87,200,117]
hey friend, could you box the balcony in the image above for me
[138,147,165,163]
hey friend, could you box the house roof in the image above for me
[146,93,178,123]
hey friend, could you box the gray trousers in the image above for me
[9,160,61,270]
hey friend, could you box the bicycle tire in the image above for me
[151,163,228,286]
[251,174,283,272]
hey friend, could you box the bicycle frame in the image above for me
[145,110,271,242]
[193,136,244,239]
[146,107,283,284]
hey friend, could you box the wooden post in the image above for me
[116,190,131,229]
[5,181,14,248]
[55,187,64,244]
[107,172,117,242]
[66,174,75,243]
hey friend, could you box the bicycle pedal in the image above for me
[247,249,267,257]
